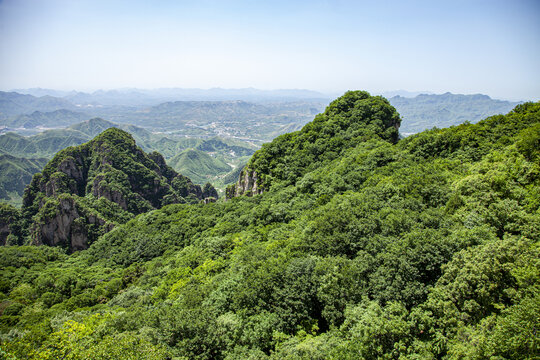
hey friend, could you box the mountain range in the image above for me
[12,87,331,106]
[1,90,524,137]
[0,91,537,359]
[0,118,255,205]
[390,92,521,134]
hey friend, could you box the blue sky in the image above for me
[0,0,538,100]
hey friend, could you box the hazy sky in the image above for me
[0,0,539,100]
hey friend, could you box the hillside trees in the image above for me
[0,95,538,359]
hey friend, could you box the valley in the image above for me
[0,89,522,206]
[0,91,537,359]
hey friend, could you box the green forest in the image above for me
[0,91,538,359]
[0,117,256,203]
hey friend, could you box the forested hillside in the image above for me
[0,118,256,202]
[0,155,48,205]
[1,128,217,252]
[0,91,538,359]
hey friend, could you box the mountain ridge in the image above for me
[0,92,538,359]
[15,127,217,251]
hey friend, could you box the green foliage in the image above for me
[18,127,213,251]
[0,96,538,359]
[248,91,401,189]
[0,155,47,206]
[0,204,22,245]
[169,149,232,185]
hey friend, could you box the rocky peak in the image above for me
[19,127,218,251]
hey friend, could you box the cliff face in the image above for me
[226,167,263,199]
[30,195,114,251]
[19,128,218,251]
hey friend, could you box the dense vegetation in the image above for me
[0,155,48,205]
[0,91,538,359]
[8,128,216,252]
[168,149,232,185]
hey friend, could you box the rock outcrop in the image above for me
[226,167,263,199]
[20,128,218,251]
[30,195,113,251]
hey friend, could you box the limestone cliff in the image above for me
[226,166,263,199]
[30,195,114,251]
[20,128,218,251]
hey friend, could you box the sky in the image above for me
[0,0,539,101]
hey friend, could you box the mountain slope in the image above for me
[18,128,216,251]
[0,93,538,359]
[228,90,400,196]
[168,149,232,185]
[5,109,88,129]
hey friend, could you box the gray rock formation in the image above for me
[226,166,263,199]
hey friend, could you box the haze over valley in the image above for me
[0,1,538,359]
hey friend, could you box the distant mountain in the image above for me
[390,92,521,133]
[5,109,88,129]
[0,155,47,205]
[0,91,76,119]
[14,87,330,106]
[0,130,89,158]
[11,88,74,98]
[69,117,119,137]
[380,90,434,98]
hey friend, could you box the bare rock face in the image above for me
[32,197,80,249]
[91,175,128,210]
[226,167,263,199]
[58,157,84,183]
[31,196,110,252]
[44,174,78,197]
[203,197,217,204]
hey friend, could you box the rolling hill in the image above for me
[0,92,538,359]
[168,149,232,185]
